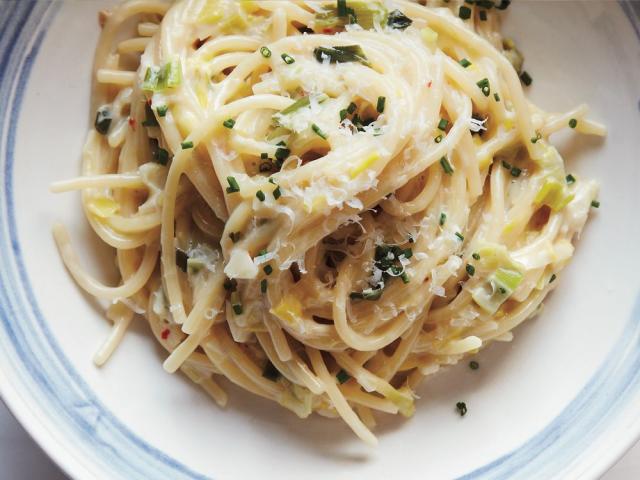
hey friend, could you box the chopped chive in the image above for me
[281,53,295,64]
[232,303,243,315]
[226,176,240,194]
[496,0,511,9]
[479,9,488,21]
[156,105,168,117]
[400,272,410,284]
[337,0,347,17]
[456,401,468,416]
[260,279,267,293]
[262,361,280,381]
[256,190,266,201]
[510,166,522,177]
[469,360,479,370]
[260,46,272,58]
[466,264,475,276]
[434,134,443,143]
[263,264,273,275]
[223,278,238,292]
[153,147,170,166]
[229,232,241,243]
[181,140,193,149]
[223,118,235,129]
[376,96,386,113]
[439,212,447,226]
[387,9,413,30]
[455,232,465,241]
[311,123,328,139]
[273,186,282,200]
[476,78,490,97]
[142,103,159,127]
[258,249,268,257]
[566,174,576,184]
[94,107,112,135]
[336,369,350,384]
[313,45,369,66]
[438,118,449,131]
[339,109,348,122]
[440,156,454,175]
[520,71,532,86]
[591,200,600,208]
[569,118,578,129]
[260,152,269,160]
[459,6,472,19]
[347,102,357,114]
[502,160,512,170]
[175,248,188,272]
[459,58,472,68]
[472,252,480,260]
[530,131,542,144]
[493,93,501,103]
[549,273,557,283]
[275,146,290,163]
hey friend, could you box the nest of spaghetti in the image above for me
[53,0,603,444]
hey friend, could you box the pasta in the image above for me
[52,0,604,445]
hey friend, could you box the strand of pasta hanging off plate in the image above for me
[51,0,604,445]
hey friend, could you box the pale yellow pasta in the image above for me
[52,0,603,445]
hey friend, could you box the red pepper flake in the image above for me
[128,117,136,130]
[323,28,334,34]
[427,80,433,88]
[161,328,170,340]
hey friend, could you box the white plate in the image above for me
[1,2,640,479]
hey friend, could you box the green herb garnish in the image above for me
[312,123,328,139]
[313,45,370,66]
[520,71,532,86]
[459,6,472,19]
[336,369,350,384]
[226,176,240,194]
[387,9,413,30]
[440,156,454,175]
[260,46,272,58]
[476,78,490,97]
[94,107,112,135]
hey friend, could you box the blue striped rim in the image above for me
[0,2,207,479]
[0,2,638,480]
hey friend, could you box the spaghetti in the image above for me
[52,0,604,445]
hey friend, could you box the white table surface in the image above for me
[0,401,636,479]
